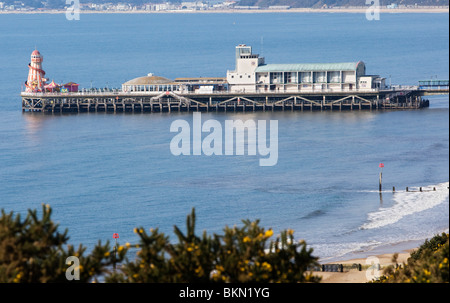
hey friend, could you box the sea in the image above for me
[0,12,448,263]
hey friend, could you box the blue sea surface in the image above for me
[0,12,448,261]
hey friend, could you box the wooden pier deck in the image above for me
[21,87,444,113]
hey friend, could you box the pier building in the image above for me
[226,44,386,93]
[121,74,228,94]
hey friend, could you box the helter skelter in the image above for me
[25,49,46,92]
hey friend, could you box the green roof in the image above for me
[418,80,449,85]
[255,62,362,73]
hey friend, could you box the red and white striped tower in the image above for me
[25,49,46,92]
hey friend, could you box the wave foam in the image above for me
[360,182,449,230]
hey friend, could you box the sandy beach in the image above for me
[1,7,449,14]
[316,248,415,283]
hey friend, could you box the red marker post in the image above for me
[379,163,384,192]
[113,233,119,271]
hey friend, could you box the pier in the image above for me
[21,86,447,113]
[21,45,448,114]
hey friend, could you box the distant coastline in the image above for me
[1,7,449,14]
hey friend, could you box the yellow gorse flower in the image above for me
[262,262,272,271]
[265,229,274,238]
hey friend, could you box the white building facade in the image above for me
[227,44,386,93]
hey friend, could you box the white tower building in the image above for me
[26,50,46,92]
[226,44,264,93]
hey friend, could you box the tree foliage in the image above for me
[0,205,126,283]
[374,233,449,283]
[108,208,321,282]
[1,206,320,283]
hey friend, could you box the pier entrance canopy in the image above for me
[122,73,228,94]
[122,74,180,92]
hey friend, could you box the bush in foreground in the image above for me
[0,205,321,283]
[0,205,126,282]
[374,233,449,283]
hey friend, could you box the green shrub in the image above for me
[0,204,126,282]
[374,233,449,283]
[1,206,321,283]
[410,233,449,261]
[108,208,321,283]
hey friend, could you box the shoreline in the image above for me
[315,233,449,283]
[1,7,449,14]
[317,248,415,283]
[318,238,426,264]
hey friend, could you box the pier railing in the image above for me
[21,87,395,97]
[21,84,439,113]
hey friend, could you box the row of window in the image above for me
[230,75,252,79]
[125,85,181,92]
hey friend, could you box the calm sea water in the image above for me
[0,12,448,262]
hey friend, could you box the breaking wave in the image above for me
[360,182,449,230]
